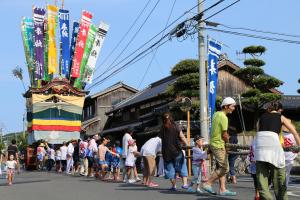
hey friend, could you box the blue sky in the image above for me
[0,0,299,134]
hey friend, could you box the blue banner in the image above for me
[59,9,70,77]
[68,21,79,79]
[208,39,222,133]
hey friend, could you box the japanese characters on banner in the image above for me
[69,21,80,78]
[47,5,58,75]
[71,11,93,78]
[58,9,70,77]
[33,7,46,81]
[21,6,109,89]
[83,22,109,84]
[207,39,222,133]
[74,24,97,89]
[21,17,34,85]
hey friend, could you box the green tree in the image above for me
[234,45,282,124]
[165,59,204,120]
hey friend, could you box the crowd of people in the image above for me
[0,97,299,200]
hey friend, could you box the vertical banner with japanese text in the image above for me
[71,11,93,78]
[47,5,59,75]
[207,39,222,133]
[69,21,79,79]
[83,22,109,84]
[43,18,51,82]
[59,9,70,77]
[74,24,97,89]
[33,7,46,82]
[21,17,35,85]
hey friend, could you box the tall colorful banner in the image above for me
[83,22,109,84]
[74,24,97,88]
[33,7,46,82]
[71,11,93,78]
[207,39,222,133]
[21,17,35,85]
[43,18,51,82]
[69,21,80,79]
[47,5,59,74]
[59,9,70,77]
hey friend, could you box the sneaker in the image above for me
[219,190,237,196]
[135,177,141,182]
[128,179,136,183]
[187,187,196,193]
[123,178,128,183]
[181,185,189,189]
[196,188,204,193]
[148,182,159,187]
[169,186,177,191]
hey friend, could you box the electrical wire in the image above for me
[98,0,162,77]
[88,0,225,90]
[203,27,300,45]
[88,38,170,89]
[88,0,207,88]
[137,0,177,89]
[95,0,153,73]
[212,23,300,39]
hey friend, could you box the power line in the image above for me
[95,0,153,73]
[137,0,177,89]
[88,0,226,90]
[95,0,161,79]
[207,22,300,39]
[88,38,170,89]
[89,0,207,88]
[202,0,240,22]
[204,27,300,45]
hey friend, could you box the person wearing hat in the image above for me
[202,97,237,196]
[37,143,46,170]
[187,135,207,193]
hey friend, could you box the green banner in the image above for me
[74,24,97,89]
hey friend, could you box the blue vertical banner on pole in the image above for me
[68,21,79,79]
[59,9,70,77]
[207,39,222,133]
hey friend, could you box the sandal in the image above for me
[219,190,237,196]
[202,184,217,195]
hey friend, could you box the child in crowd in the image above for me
[111,141,122,181]
[37,143,46,170]
[98,137,119,180]
[125,139,139,183]
[188,135,207,193]
[282,121,298,187]
[105,146,113,179]
[6,154,17,185]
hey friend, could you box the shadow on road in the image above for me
[0,179,51,186]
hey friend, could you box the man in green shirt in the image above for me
[203,97,237,196]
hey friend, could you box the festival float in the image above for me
[21,3,109,168]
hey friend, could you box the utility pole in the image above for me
[198,0,209,142]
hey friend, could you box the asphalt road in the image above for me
[0,171,300,200]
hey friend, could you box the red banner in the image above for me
[71,11,93,78]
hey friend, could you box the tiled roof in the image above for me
[90,82,138,99]
[108,76,177,112]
